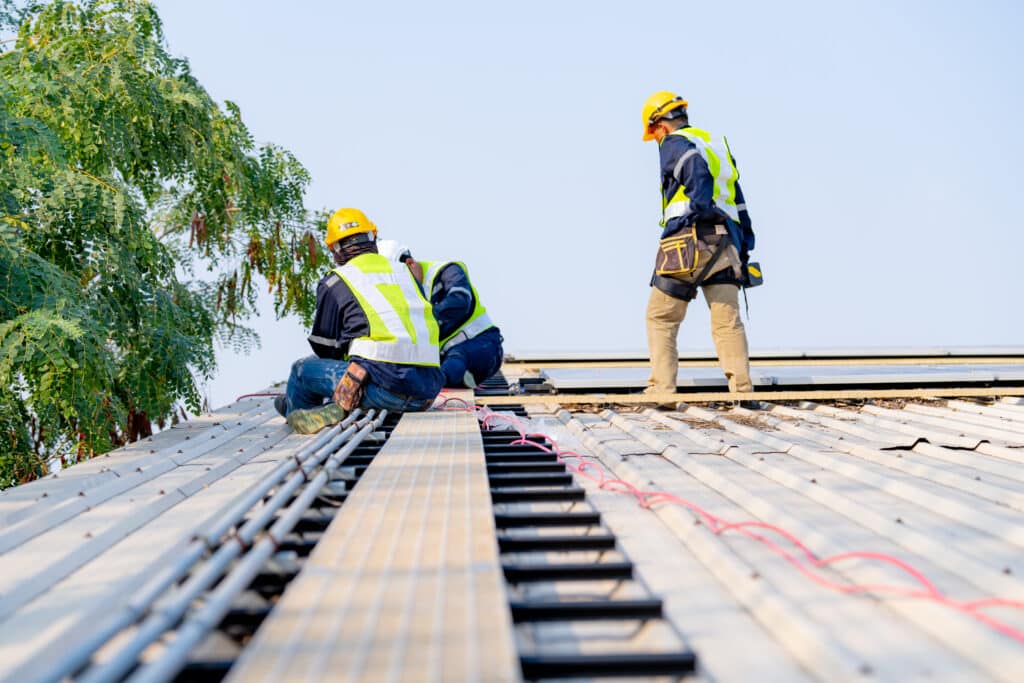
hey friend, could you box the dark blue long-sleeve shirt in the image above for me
[307,270,443,400]
[429,263,476,341]
[659,128,755,261]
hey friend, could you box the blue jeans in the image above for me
[285,356,435,414]
[441,328,503,387]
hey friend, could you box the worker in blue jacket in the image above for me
[641,90,756,400]
[278,209,444,433]
[379,240,503,389]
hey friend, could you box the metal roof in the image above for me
[1,359,1023,681]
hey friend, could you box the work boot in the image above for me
[286,403,346,434]
[641,386,677,411]
[273,395,288,417]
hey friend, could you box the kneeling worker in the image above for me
[378,241,503,389]
[279,209,444,434]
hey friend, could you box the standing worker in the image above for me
[641,90,757,401]
[278,209,444,434]
[378,240,503,389]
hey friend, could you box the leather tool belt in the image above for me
[655,226,700,277]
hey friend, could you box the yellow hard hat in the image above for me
[325,207,377,248]
[641,90,688,141]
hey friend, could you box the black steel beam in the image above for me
[484,445,555,455]
[276,537,318,556]
[491,487,585,503]
[519,652,696,678]
[489,473,574,486]
[497,533,615,552]
[218,605,273,631]
[174,660,234,683]
[509,599,663,622]
[248,571,298,597]
[486,453,558,464]
[502,561,633,582]
[487,462,566,475]
[494,511,600,528]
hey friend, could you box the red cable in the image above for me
[446,401,1024,645]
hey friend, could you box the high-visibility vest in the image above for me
[420,260,496,352]
[660,127,740,226]
[333,253,440,366]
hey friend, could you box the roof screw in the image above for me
[895,517,904,524]
[84,532,92,539]
[859,664,874,676]
[810,478,817,484]
[78,491,85,497]
[750,571,760,580]
[136,467,142,473]
[177,450,183,454]
[974,476,981,481]
[238,448,245,453]
[149,449,156,454]
[41,492,48,498]
[1004,567,1013,575]
[185,436,190,440]
[159,489,165,495]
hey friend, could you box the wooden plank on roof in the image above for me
[225,405,521,683]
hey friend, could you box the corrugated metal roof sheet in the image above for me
[525,397,1024,681]
[1,362,1023,681]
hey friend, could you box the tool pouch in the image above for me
[332,362,368,411]
[655,227,700,277]
[744,261,764,288]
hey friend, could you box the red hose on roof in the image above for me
[438,396,1024,645]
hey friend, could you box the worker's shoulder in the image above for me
[317,270,353,295]
[661,132,696,155]
[439,261,468,275]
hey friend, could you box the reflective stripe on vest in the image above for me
[660,127,740,225]
[334,254,440,366]
[421,260,495,347]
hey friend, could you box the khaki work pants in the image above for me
[645,284,753,394]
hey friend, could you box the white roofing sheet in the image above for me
[508,346,1024,362]
[541,363,1024,389]
[527,396,1024,681]
[3,384,1024,681]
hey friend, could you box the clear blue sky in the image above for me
[155,0,1024,408]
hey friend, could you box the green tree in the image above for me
[0,0,325,488]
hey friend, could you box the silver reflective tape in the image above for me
[308,335,343,348]
[672,149,698,180]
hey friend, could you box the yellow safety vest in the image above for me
[660,127,740,226]
[420,260,496,353]
[333,253,440,366]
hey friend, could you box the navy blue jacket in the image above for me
[307,269,443,400]
[659,128,755,264]
[429,263,501,341]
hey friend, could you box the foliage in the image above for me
[0,0,326,487]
